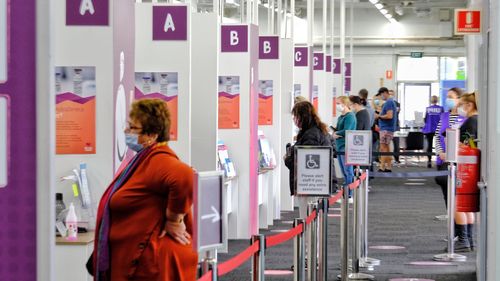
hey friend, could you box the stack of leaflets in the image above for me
[217,141,236,178]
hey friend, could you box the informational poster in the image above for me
[0,96,7,187]
[294,146,332,196]
[313,85,319,111]
[0,0,6,83]
[258,131,275,169]
[218,76,240,129]
[217,141,236,178]
[345,130,372,166]
[332,87,337,117]
[55,66,96,154]
[258,80,273,125]
[134,72,178,141]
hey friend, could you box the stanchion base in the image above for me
[359,261,375,271]
[433,253,467,262]
[348,273,375,280]
[361,257,381,266]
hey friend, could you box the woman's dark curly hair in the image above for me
[291,101,328,135]
[129,99,171,142]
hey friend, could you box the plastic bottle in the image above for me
[159,73,169,95]
[142,76,151,93]
[73,68,83,96]
[55,73,62,93]
[65,202,78,240]
[55,193,66,221]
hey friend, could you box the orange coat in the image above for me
[108,145,198,281]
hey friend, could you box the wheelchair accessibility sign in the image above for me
[345,130,372,166]
[294,146,333,196]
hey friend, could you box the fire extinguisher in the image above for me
[455,144,480,212]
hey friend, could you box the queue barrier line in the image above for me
[217,242,260,277]
[305,209,317,225]
[371,170,449,178]
[328,191,343,206]
[348,179,361,190]
[266,223,304,248]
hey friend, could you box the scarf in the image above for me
[93,144,157,281]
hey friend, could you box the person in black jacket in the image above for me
[284,101,337,218]
[349,95,371,130]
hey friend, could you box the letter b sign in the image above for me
[222,25,248,52]
[259,36,279,59]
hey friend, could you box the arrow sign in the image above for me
[201,206,220,223]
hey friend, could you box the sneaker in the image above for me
[348,197,354,204]
[377,169,385,172]
[434,214,448,221]
[384,169,392,173]
[427,162,432,168]
[444,239,471,253]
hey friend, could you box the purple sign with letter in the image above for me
[221,25,248,52]
[326,55,332,72]
[259,36,279,59]
[345,77,351,92]
[66,0,109,26]
[313,53,324,70]
[345,62,352,77]
[294,47,308,67]
[333,58,341,74]
[152,5,188,41]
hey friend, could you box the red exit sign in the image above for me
[454,9,481,35]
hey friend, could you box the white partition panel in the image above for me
[280,38,294,211]
[314,52,328,123]
[191,13,219,172]
[293,45,313,100]
[324,55,333,127]
[135,3,191,163]
[332,57,342,124]
[219,24,259,239]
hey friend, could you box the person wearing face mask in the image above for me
[374,87,397,172]
[422,95,444,168]
[450,92,479,252]
[349,95,371,130]
[91,99,198,281]
[333,96,357,200]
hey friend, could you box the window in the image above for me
[440,57,467,81]
[397,56,439,81]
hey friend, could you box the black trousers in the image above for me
[425,133,434,162]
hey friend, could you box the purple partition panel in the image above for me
[345,77,351,92]
[345,62,352,77]
[313,53,324,70]
[326,55,332,73]
[259,36,279,59]
[333,58,341,74]
[152,5,187,41]
[113,0,135,173]
[66,0,109,26]
[0,1,37,280]
[221,25,248,52]
[249,24,259,235]
[294,46,308,67]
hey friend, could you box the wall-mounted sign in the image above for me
[345,62,351,77]
[294,146,333,196]
[294,47,308,67]
[193,171,227,252]
[0,0,6,83]
[258,80,273,125]
[312,85,319,111]
[0,95,7,187]
[221,25,248,52]
[259,36,279,59]
[152,5,188,41]
[386,70,393,80]
[410,52,423,58]
[333,58,341,74]
[454,9,481,35]
[134,72,179,140]
[55,66,96,154]
[326,55,332,73]
[345,130,372,166]
[345,77,351,92]
[313,53,324,71]
[218,76,240,129]
[66,0,109,26]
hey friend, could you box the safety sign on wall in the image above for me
[345,130,372,166]
[193,171,227,252]
[454,9,481,35]
[294,146,333,196]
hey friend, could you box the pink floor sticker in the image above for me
[370,245,406,250]
[264,270,294,275]
[389,279,435,281]
[407,261,455,266]
[328,214,341,218]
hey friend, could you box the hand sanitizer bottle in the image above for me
[65,202,78,241]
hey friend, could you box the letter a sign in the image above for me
[153,5,188,40]
[259,36,279,59]
[66,0,109,26]
[221,25,248,52]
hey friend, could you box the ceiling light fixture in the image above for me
[384,13,393,19]
[369,1,398,23]
[369,0,379,4]
[375,3,383,9]
[380,8,388,15]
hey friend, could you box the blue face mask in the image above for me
[374,99,381,106]
[125,133,143,152]
[445,98,456,110]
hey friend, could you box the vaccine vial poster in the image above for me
[55,66,96,154]
[134,72,178,141]
[258,80,273,125]
[0,96,7,187]
[0,0,6,83]
[218,76,240,129]
[312,85,319,111]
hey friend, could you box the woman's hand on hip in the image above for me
[160,220,191,245]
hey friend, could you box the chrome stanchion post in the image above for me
[201,250,218,281]
[209,258,218,281]
[294,218,306,281]
[434,163,466,262]
[349,169,374,280]
[252,234,266,281]
[318,198,328,281]
[360,169,380,268]
[340,185,349,280]
[308,203,318,281]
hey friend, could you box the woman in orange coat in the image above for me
[93,99,198,281]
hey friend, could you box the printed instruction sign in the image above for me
[55,66,96,154]
[0,96,7,187]
[345,130,372,166]
[0,0,6,83]
[258,80,273,125]
[218,76,240,129]
[294,146,332,196]
[134,72,179,141]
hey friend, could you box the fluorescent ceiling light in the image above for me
[375,3,383,9]
[389,18,397,23]
[384,13,393,19]
[369,0,379,3]
[380,8,388,14]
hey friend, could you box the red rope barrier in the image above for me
[266,223,304,248]
[360,172,367,181]
[348,179,361,190]
[198,271,212,281]
[217,242,260,277]
[305,209,317,225]
[328,191,343,205]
